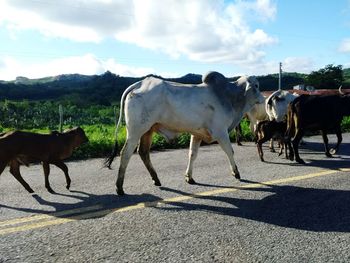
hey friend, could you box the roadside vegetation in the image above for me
[0,100,349,160]
[0,64,349,159]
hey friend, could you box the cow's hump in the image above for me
[202,71,227,87]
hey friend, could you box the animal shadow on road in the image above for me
[159,183,350,232]
[0,191,162,220]
[298,141,350,169]
[263,141,350,169]
[299,141,350,155]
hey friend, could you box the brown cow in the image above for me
[0,127,88,193]
[255,120,288,162]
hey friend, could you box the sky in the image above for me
[0,0,350,81]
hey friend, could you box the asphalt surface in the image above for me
[0,134,350,262]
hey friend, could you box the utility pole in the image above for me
[278,62,282,90]
[59,104,63,133]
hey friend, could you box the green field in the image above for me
[10,116,349,161]
[1,100,350,160]
[76,116,350,160]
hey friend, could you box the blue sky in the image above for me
[0,0,350,81]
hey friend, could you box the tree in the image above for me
[306,64,344,89]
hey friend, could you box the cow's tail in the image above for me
[285,102,295,142]
[104,81,142,169]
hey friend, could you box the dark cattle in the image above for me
[286,94,350,164]
[0,127,88,193]
[255,120,288,162]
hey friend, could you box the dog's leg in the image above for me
[9,160,34,193]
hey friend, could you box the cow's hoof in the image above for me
[117,188,125,196]
[28,189,35,194]
[48,188,56,194]
[329,148,336,155]
[66,184,71,190]
[233,172,241,180]
[153,179,161,186]
[186,177,196,184]
[270,149,276,153]
[296,159,305,164]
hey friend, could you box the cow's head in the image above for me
[267,91,298,122]
[240,76,264,107]
[65,127,89,146]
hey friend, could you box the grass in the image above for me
[1,116,350,160]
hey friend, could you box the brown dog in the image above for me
[0,127,88,193]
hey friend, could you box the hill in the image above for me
[344,68,350,85]
[0,69,348,105]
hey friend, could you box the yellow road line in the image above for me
[0,168,349,235]
[0,204,103,227]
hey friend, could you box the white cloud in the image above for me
[116,0,277,63]
[0,0,277,64]
[242,57,315,76]
[0,54,162,80]
[233,0,276,23]
[0,54,316,81]
[0,0,133,42]
[338,38,350,53]
[282,57,315,73]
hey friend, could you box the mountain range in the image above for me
[0,69,348,105]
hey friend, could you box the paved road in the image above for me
[0,134,350,262]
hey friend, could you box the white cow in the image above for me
[266,90,298,122]
[246,96,269,133]
[242,96,279,152]
[105,71,264,195]
[233,94,267,145]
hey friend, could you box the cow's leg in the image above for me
[284,140,290,160]
[330,125,342,155]
[235,124,242,146]
[215,132,240,179]
[269,139,275,152]
[52,160,71,190]
[257,140,265,162]
[292,131,304,164]
[43,161,54,193]
[278,140,284,156]
[138,129,161,186]
[287,139,294,161]
[0,161,7,176]
[116,135,141,196]
[9,160,34,193]
[256,135,270,162]
[321,130,332,157]
[184,135,202,184]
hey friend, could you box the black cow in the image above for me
[255,120,288,162]
[286,94,350,164]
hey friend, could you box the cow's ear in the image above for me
[202,71,227,87]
